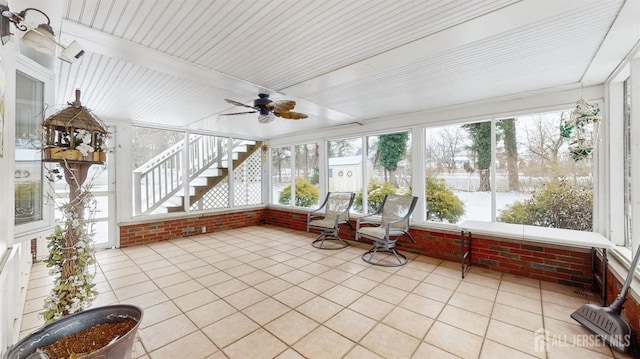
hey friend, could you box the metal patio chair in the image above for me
[306,192,355,249]
[356,194,418,266]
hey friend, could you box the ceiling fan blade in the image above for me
[266,100,296,112]
[269,104,296,114]
[225,98,257,110]
[276,111,308,120]
[220,110,258,116]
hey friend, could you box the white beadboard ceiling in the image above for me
[16,0,640,139]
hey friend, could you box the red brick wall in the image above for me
[266,208,309,232]
[266,208,592,288]
[119,209,266,247]
[464,235,592,288]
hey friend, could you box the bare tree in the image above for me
[328,139,356,157]
[131,127,183,168]
[295,144,320,184]
[521,113,566,176]
[272,147,290,183]
[433,127,466,173]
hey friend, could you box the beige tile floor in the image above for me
[20,225,635,359]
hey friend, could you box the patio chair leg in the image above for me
[391,248,407,265]
[363,247,379,263]
[312,229,348,250]
[362,245,408,267]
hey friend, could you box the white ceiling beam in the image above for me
[59,19,358,123]
[59,19,261,95]
[283,0,600,97]
[581,0,640,85]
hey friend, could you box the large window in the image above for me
[423,110,594,230]
[271,146,292,205]
[14,72,44,225]
[498,112,593,231]
[294,143,320,208]
[270,143,320,208]
[424,122,484,223]
[131,126,185,215]
[328,137,363,212]
[362,132,412,214]
[131,128,259,215]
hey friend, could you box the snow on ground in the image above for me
[455,191,531,223]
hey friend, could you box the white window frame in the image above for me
[13,54,55,242]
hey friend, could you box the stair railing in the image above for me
[133,135,253,215]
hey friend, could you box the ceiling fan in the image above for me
[222,93,308,123]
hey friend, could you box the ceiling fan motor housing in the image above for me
[254,94,273,115]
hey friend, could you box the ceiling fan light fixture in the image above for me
[258,113,275,124]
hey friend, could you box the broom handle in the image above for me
[610,245,640,311]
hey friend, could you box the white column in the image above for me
[631,58,640,253]
[412,126,426,222]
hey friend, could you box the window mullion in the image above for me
[491,119,497,222]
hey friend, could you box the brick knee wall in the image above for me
[119,209,266,247]
[464,235,592,288]
[266,208,591,288]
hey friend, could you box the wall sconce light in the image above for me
[0,5,84,63]
[0,5,56,55]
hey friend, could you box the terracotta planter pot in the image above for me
[4,304,143,359]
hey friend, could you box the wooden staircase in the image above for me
[133,135,262,215]
[165,141,261,213]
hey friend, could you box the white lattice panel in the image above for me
[234,151,262,206]
[192,181,229,211]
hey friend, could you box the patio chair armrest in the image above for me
[383,217,409,231]
[383,219,415,242]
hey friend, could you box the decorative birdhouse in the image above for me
[42,89,108,163]
[560,98,601,162]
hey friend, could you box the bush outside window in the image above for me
[353,132,412,214]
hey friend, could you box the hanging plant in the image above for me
[560,98,601,162]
